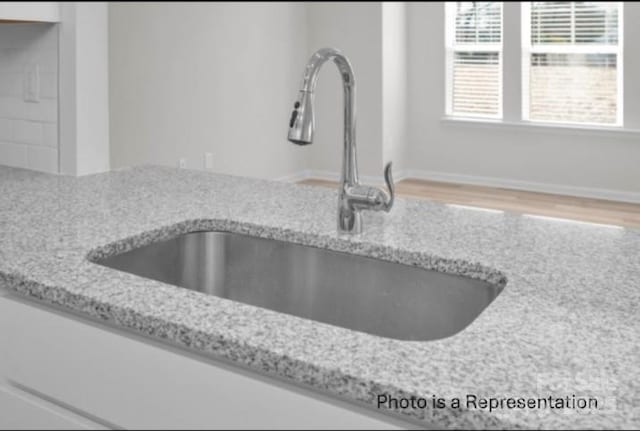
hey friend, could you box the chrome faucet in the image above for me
[287,48,394,234]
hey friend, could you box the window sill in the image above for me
[441,117,640,138]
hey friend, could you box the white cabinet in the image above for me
[0,386,104,430]
[0,295,413,429]
[0,2,60,23]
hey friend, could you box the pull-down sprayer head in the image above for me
[287,90,314,145]
[287,47,354,147]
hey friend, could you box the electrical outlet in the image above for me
[178,158,187,169]
[23,63,40,103]
[204,152,213,170]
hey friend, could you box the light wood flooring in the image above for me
[298,178,640,229]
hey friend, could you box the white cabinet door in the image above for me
[0,386,104,430]
[0,296,414,429]
[0,2,60,22]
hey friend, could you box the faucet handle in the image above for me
[382,162,395,212]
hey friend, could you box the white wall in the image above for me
[107,2,639,199]
[407,2,640,198]
[59,2,110,176]
[109,2,404,182]
[382,2,408,173]
[304,2,384,178]
[301,2,409,182]
[108,2,308,180]
[75,3,110,176]
[0,23,58,173]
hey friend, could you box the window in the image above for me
[446,2,503,118]
[523,2,623,126]
[445,2,625,128]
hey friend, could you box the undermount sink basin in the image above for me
[94,231,503,341]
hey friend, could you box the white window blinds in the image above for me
[446,2,503,118]
[523,2,622,125]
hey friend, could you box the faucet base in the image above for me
[338,208,362,234]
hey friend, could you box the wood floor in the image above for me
[298,178,640,229]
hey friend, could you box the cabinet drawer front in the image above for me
[0,386,101,430]
[1,296,407,429]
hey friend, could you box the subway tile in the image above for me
[39,72,57,99]
[0,96,28,119]
[37,50,58,74]
[27,98,57,123]
[0,73,21,97]
[27,145,58,173]
[34,25,59,52]
[13,120,44,146]
[0,141,28,169]
[0,24,58,173]
[0,25,41,49]
[0,98,57,123]
[42,123,58,148]
[0,119,12,141]
[0,48,27,74]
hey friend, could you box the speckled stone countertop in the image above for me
[1,165,639,429]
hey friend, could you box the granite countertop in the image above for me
[1,164,639,429]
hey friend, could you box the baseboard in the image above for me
[275,169,409,186]
[273,170,313,183]
[404,169,640,204]
[276,168,640,204]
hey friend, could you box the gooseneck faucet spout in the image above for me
[287,48,394,234]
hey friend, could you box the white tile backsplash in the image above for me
[0,119,12,141]
[26,98,57,123]
[0,142,28,168]
[0,23,58,173]
[0,72,21,97]
[27,145,57,172]
[0,97,27,118]
[42,123,57,148]
[39,72,57,99]
[13,119,43,146]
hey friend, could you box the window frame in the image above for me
[445,2,504,120]
[521,1,624,127]
[444,2,628,130]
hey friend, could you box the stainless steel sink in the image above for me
[94,231,503,341]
